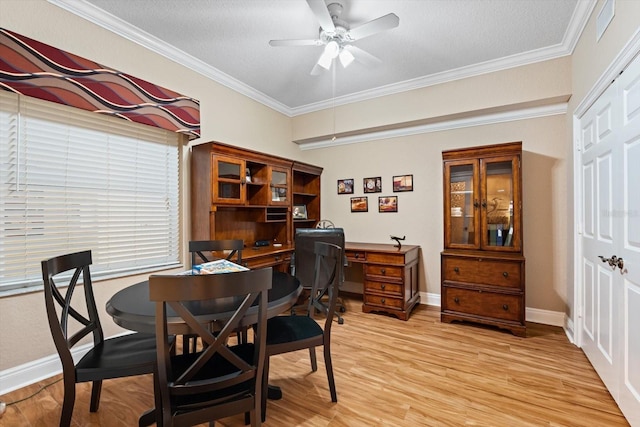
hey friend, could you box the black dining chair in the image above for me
[291,228,346,323]
[148,267,272,427]
[185,239,246,353]
[41,250,161,427]
[189,239,244,268]
[261,241,342,420]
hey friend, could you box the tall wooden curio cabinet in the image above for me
[441,142,526,337]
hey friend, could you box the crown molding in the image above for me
[49,0,594,117]
[296,102,568,150]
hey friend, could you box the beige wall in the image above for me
[0,0,296,371]
[1,0,638,379]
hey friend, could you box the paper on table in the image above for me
[178,259,249,275]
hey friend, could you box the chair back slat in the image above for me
[189,239,244,267]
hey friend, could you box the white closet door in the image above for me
[579,52,640,426]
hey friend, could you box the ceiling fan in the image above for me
[269,0,399,75]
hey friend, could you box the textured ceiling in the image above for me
[57,0,589,115]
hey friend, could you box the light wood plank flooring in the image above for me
[0,296,629,426]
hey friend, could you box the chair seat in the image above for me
[266,316,322,345]
[76,333,159,381]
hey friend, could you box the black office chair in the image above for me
[41,250,161,427]
[186,239,245,352]
[149,268,271,427]
[291,228,346,324]
[261,241,342,420]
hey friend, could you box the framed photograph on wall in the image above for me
[363,177,382,193]
[293,204,307,219]
[350,197,368,212]
[393,174,413,192]
[337,178,354,194]
[378,196,398,213]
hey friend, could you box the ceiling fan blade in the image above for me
[269,39,322,47]
[306,0,336,32]
[348,13,399,40]
[344,45,382,67]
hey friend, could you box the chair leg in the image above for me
[323,345,337,402]
[309,346,318,371]
[89,380,102,412]
[60,377,76,427]
[261,356,270,422]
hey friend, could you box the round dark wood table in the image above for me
[106,270,301,335]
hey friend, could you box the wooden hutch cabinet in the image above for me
[191,141,322,271]
[441,141,526,336]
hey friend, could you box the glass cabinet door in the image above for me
[444,160,479,248]
[212,155,245,204]
[269,166,290,206]
[480,156,520,251]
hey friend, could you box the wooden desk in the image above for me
[345,242,420,320]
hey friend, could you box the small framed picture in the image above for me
[378,196,398,213]
[293,204,307,219]
[350,196,368,212]
[337,178,354,194]
[363,177,382,193]
[393,174,413,192]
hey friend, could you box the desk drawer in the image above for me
[364,294,404,310]
[442,256,521,289]
[244,253,291,269]
[364,280,403,296]
[365,264,403,279]
[345,250,366,262]
[444,287,521,322]
[367,252,405,265]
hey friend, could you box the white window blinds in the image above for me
[0,91,181,292]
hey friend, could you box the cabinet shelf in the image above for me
[293,191,318,197]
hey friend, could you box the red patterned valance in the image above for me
[0,28,200,139]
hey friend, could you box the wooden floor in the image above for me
[0,296,630,426]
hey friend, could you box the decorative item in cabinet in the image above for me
[441,142,525,336]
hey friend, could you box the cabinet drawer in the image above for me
[365,264,403,279]
[444,287,521,322]
[443,257,521,288]
[364,294,404,309]
[364,280,403,296]
[345,250,366,262]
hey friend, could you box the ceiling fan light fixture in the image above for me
[317,51,334,69]
[339,47,355,67]
[325,40,340,59]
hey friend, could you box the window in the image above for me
[0,92,181,293]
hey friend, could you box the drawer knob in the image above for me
[502,304,509,311]
[454,297,460,304]
[454,267,460,273]
[381,298,386,304]
[355,254,359,259]
[380,268,386,275]
[503,272,509,277]
[275,256,281,261]
[381,284,386,290]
